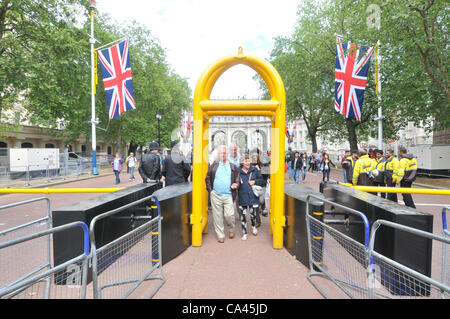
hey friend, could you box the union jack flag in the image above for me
[98,39,136,119]
[334,37,374,121]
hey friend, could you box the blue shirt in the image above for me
[213,161,232,196]
[228,153,240,168]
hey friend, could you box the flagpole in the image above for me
[90,0,99,175]
[375,40,383,151]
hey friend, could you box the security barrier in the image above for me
[0,221,90,299]
[90,195,165,299]
[368,219,450,299]
[305,194,371,299]
[442,206,449,296]
[0,197,52,297]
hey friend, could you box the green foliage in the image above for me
[264,0,448,150]
[0,1,191,150]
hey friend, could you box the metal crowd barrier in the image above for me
[443,206,450,297]
[305,194,371,299]
[368,219,450,299]
[305,194,450,299]
[90,195,166,299]
[0,197,52,297]
[0,221,90,299]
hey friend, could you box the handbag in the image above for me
[249,172,264,197]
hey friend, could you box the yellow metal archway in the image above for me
[191,47,286,249]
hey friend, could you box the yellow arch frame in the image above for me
[191,47,286,249]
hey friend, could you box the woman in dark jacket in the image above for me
[238,154,265,240]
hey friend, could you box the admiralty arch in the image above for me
[208,116,272,153]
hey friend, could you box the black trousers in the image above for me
[400,180,416,208]
[373,181,386,199]
[386,179,398,203]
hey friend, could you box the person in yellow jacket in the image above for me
[395,147,418,208]
[373,149,387,198]
[384,149,400,203]
[352,149,376,187]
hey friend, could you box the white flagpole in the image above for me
[376,40,383,151]
[90,0,99,174]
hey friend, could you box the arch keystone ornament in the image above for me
[191,47,286,249]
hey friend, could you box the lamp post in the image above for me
[156,113,162,146]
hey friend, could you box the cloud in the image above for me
[95,0,299,98]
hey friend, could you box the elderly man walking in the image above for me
[205,145,240,243]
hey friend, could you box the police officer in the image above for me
[396,146,418,208]
[384,149,400,203]
[139,141,162,186]
[352,149,376,186]
[373,149,386,198]
[162,140,191,186]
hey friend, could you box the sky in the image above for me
[95,0,300,99]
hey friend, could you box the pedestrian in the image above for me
[384,149,400,203]
[259,151,270,217]
[321,153,336,182]
[238,154,265,240]
[112,152,123,185]
[162,140,191,187]
[127,152,137,181]
[286,147,294,180]
[301,152,308,181]
[315,152,322,172]
[138,141,162,186]
[205,145,240,243]
[396,147,418,208]
[308,152,315,172]
[373,149,386,198]
[341,150,351,183]
[228,143,241,168]
[292,151,302,184]
[352,149,376,186]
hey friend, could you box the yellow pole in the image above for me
[0,188,124,194]
[191,46,286,248]
[348,185,450,195]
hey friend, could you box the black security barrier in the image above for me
[52,182,160,283]
[150,182,192,263]
[284,184,325,268]
[320,182,434,296]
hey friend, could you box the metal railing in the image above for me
[90,195,165,299]
[0,197,52,297]
[305,194,371,299]
[368,219,450,299]
[0,221,90,299]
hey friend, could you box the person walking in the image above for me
[162,141,191,186]
[396,147,418,208]
[384,149,400,203]
[112,153,123,185]
[320,153,336,182]
[373,149,386,198]
[300,152,308,182]
[292,151,302,184]
[205,146,240,243]
[238,154,265,240]
[286,147,294,180]
[138,142,162,186]
[127,152,137,181]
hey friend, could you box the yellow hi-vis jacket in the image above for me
[385,155,400,183]
[396,154,418,183]
[352,155,376,185]
[373,157,386,183]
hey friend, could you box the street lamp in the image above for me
[156,113,162,146]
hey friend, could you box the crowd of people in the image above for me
[285,148,336,183]
[112,141,418,243]
[341,147,418,208]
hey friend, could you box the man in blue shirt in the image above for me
[205,146,240,243]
